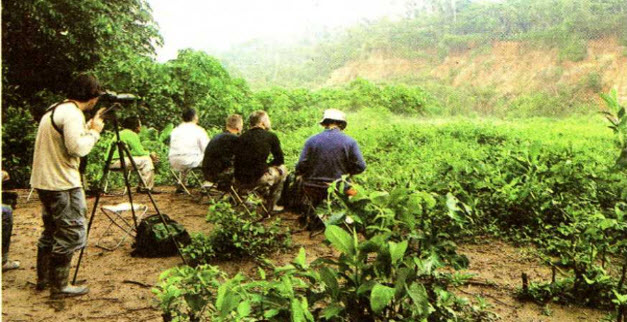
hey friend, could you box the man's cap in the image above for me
[320,109,346,124]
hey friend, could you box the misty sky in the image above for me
[148,0,406,61]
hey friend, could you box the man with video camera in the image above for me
[30,74,106,298]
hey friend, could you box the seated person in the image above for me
[201,114,243,190]
[234,111,287,212]
[168,108,209,193]
[2,171,19,271]
[111,116,160,193]
[295,109,366,207]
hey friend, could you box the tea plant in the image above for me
[157,185,498,321]
[517,91,627,317]
[156,230,496,321]
[183,200,291,266]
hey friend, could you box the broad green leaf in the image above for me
[294,247,307,268]
[357,280,377,296]
[612,290,627,304]
[264,309,280,318]
[369,191,390,206]
[237,301,251,317]
[258,267,267,280]
[321,304,344,320]
[319,267,339,299]
[370,284,395,314]
[325,225,354,255]
[389,240,408,265]
[406,283,434,316]
[216,283,240,318]
[290,298,306,322]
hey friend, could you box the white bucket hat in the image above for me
[319,109,346,124]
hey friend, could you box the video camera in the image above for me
[100,90,140,102]
[99,91,141,115]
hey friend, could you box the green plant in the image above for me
[1,106,38,187]
[183,200,291,265]
[158,227,494,321]
[601,89,627,167]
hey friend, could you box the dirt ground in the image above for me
[1,187,613,321]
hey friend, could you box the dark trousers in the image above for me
[37,188,87,256]
[2,205,13,263]
[303,186,328,209]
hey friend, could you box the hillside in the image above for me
[325,38,627,99]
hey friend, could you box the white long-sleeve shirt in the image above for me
[30,102,100,190]
[168,122,209,171]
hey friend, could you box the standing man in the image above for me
[30,74,105,298]
[296,109,366,207]
[2,171,19,272]
[234,111,287,212]
[111,116,160,193]
[201,114,242,189]
[169,108,210,193]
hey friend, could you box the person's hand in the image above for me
[2,171,9,182]
[87,107,106,133]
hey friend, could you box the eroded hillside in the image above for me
[326,38,627,100]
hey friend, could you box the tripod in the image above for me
[72,104,187,284]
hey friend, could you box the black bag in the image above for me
[131,214,191,257]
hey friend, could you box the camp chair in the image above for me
[230,181,271,217]
[170,167,203,195]
[95,202,148,251]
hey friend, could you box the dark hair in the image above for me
[182,108,196,122]
[67,74,103,102]
[321,119,347,130]
[122,116,141,130]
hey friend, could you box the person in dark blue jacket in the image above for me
[295,109,366,207]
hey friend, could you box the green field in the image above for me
[152,111,627,321]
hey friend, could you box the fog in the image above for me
[149,0,406,61]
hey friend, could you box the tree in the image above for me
[1,0,162,117]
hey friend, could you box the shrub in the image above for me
[1,106,38,187]
[183,200,291,265]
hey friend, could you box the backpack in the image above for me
[131,214,191,257]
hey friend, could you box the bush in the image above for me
[84,124,175,190]
[1,106,38,187]
[558,36,588,62]
[183,200,291,265]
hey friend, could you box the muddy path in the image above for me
[1,187,612,321]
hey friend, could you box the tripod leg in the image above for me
[120,144,188,265]
[72,141,116,284]
[116,143,140,230]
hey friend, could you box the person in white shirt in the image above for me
[169,108,210,192]
[31,74,105,298]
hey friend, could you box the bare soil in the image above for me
[1,187,612,321]
[326,38,627,100]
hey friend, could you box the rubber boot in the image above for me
[49,254,89,298]
[36,246,51,290]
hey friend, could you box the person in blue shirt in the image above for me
[295,109,366,207]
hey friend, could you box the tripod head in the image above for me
[100,91,141,103]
